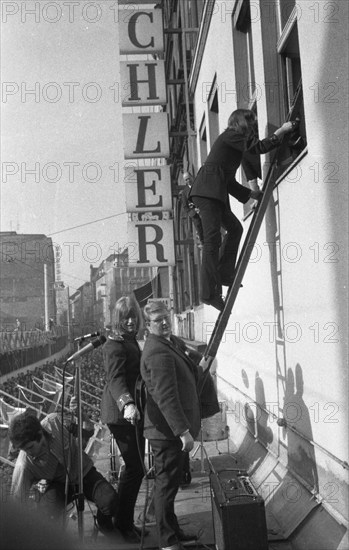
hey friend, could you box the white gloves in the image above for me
[123,403,140,425]
[180,431,194,452]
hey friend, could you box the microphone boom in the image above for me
[74,331,100,342]
[67,335,106,363]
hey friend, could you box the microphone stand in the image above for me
[75,354,85,541]
[71,339,86,542]
[66,334,105,540]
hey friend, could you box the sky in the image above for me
[1,1,129,294]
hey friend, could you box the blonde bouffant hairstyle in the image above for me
[114,295,142,334]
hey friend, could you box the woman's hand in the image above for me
[124,403,140,425]
[281,121,295,133]
[275,120,299,138]
[180,431,194,452]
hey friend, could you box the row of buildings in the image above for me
[0,231,162,335]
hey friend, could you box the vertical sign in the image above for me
[119,3,173,266]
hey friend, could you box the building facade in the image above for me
[69,282,94,336]
[162,0,348,548]
[90,250,156,329]
[0,232,56,331]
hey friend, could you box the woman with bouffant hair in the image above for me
[227,108,257,134]
[189,109,295,311]
[100,295,147,543]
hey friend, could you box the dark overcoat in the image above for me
[100,333,142,425]
[189,128,279,205]
[140,334,202,441]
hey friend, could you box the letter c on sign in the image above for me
[128,12,154,49]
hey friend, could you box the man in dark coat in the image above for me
[189,109,295,310]
[179,171,204,246]
[141,301,217,550]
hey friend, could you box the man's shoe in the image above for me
[96,522,119,539]
[202,295,225,311]
[96,512,118,538]
[119,528,140,544]
[179,471,192,488]
[177,529,198,542]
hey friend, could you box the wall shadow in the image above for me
[282,364,318,492]
[230,370,273,475]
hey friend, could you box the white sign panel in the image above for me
[129,211,172,221]
[123,113,169,159]
[120,60,166,106]
[127,220,175,266]
[124,164,172,211]
[119,9,164,54]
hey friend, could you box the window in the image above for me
[279,22,301,112]
[232,0,256,108]
[277,11,307,166]
[207,79,220,147]
[199,115,207,164]
[277,0,296,32]
[241,102,262,217]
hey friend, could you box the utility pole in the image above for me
[44,264,50,332]
[66,286,72,346]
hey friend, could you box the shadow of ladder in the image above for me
[269,187,288,440]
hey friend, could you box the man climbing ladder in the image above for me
[196,105,302,380]
[189,109,298,312]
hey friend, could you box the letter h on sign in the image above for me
[120,60,167,106]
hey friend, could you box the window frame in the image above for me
[276,9,307,173]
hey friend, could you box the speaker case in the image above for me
[210,469,269,550]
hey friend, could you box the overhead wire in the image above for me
[1,210,129,292]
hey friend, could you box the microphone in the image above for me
[74,331,100,341]
[67,335,106,363]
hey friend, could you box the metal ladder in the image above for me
[198,100,302,379]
